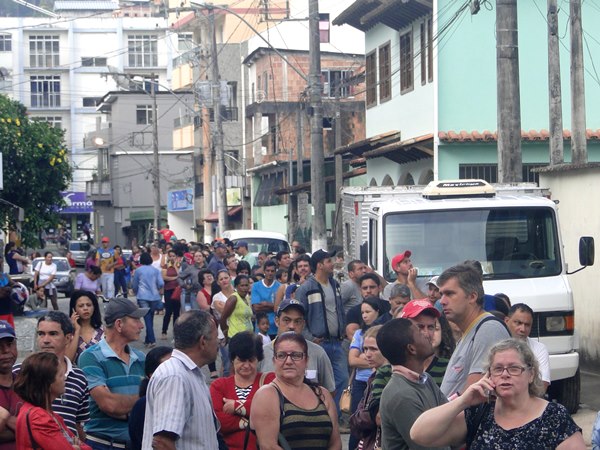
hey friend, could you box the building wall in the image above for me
[0,16,179,191]
[366,157,433,187]
[539,167,600,366]
[437,1,600,133]
[364,21,434,140]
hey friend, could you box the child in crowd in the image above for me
[256,312,271,345]
[275,268,288,285]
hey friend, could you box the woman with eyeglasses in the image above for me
[210,331,275,450]
[251,332,342,450]
[410,338,585,450]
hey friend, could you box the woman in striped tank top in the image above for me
[250,332,342,450]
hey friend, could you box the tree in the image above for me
[0,95,72,247]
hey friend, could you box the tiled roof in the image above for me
[54,1,119,11]
[438,129,600,142]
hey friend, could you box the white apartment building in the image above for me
[0,10,184,191]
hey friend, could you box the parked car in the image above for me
[66,240,95,266]
[221,230,290,256]
[32,257,76,297]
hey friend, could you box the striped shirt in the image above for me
[13,357,90,435]
[79,339,145,442]
[275,385,333,449]
[142,349,219,450]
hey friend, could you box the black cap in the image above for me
[310,249,336,269]
[277,298,305,316]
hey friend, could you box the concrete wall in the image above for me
[539,166,600,366]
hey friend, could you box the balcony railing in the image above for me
[86,180,112,201]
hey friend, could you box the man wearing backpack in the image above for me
[438,264,510,397]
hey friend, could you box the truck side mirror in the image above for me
[579,237,594,266]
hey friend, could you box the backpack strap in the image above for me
[470,314,510,343]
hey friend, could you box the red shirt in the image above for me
[16,403,92,450]
[159,229,175,241]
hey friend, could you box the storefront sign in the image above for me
[60,192,93,214]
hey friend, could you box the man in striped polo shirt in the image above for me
[13,311,90,440]
[79,297,148,450]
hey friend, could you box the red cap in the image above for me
[399,299,441,319]
[391,250,412,269]
[101,237,110,243]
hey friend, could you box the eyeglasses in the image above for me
[274,351,305,361]
[490,365,530,377]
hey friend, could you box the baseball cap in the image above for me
[104,297,149,325]
[399,299,441,319]
[310,249,336,269]
[391,250,412,269]
[234,240,248,249]
[426,276,439,288]
[277,298,305,316]
[101,237,110,243]
[0,321,16,339]
[213,242,227,250]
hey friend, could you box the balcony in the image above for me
[86,180,112,203]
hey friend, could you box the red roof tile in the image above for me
[438,129,600,142]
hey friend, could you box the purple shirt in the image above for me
[75,273,100,292]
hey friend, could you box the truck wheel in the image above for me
[549,370,580,414]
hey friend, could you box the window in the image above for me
[378,43,391,102]
[459,164,498,183]
[30,75,61,108]
[321,70,353,98]
[81,57,107,67]
[32,116,62,128]
[136,105,153,125]
[319,14,330,43]
[0,34,11,52]
[29,35,60,68]
[128,34,158,67]
[427,17,433,82]
[399,31,414,93]
[254,172,284,206]
[420,22,426,85]
[178,33,194,52]
[82,97,101,107]
[366,51,377,107]
[263,71,269,98]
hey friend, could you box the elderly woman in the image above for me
[14,352,92,449]
[210,331,275,450]
[410,338,585,450]
[251,332,341,450]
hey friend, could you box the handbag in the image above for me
[171,285,182,302]
[340,369,355,414]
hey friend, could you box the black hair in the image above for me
[237,260,251,275]
[88,265,102,276]
[508,302,534,318]
[275,268,287,281]
[360,297,382,332]
[228,331,264,362]
[376,318,414,366]
[139,346,173,396]
[38,310,74,335]
[198,269,214,286]
[436,315,456,360]
[69,290,103,329]
[359,272,381,287]
[139,252,153,265]
[234,274,249,287]
[255,312,269,324]
[263,259,277,271]
[275,251,290,262]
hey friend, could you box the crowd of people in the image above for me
[0,231,592,449]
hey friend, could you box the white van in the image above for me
[221,229,290,256]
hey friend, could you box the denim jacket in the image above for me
[132,265,164,301]
[295,275,345,339]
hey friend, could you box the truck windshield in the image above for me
[383,207,561,281]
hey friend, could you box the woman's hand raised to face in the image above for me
[460,373,496,408]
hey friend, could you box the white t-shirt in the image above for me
[211,291,228,340]
[35,261,57,291]
[527,337,551,384]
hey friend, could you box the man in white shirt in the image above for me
[505,302,551,392]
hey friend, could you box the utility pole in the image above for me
[151,73,161,238]
[309,0,326,251]
[496,0,522,182]
[547,0,564,165]
[209,8,228,234]
[570,0,587,165]
[333,99,343,247]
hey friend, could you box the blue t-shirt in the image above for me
[350,329,372,382]
[251,280,281,335]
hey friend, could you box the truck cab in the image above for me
[342,179,594,412]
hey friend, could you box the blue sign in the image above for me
[168,188,193,212]
[60,192,93,214]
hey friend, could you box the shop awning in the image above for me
[203,206,243,223]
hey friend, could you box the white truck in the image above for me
[341,179,594,413]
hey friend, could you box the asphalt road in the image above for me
[13,293,600,448]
